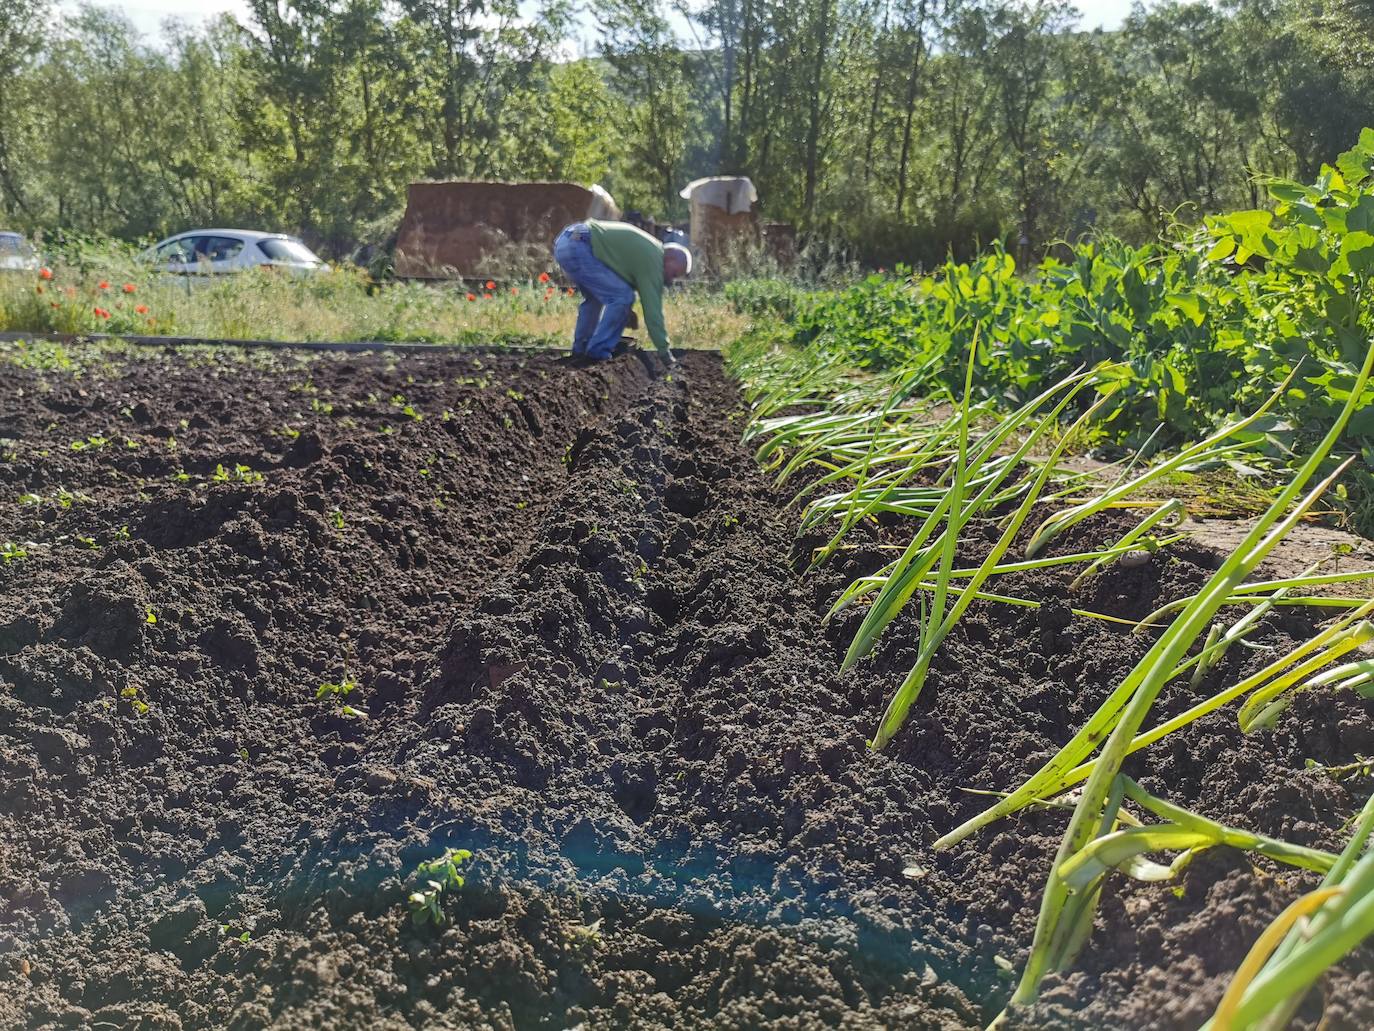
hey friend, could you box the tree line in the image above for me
[0,0,1368,267]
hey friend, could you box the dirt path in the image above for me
[1,345,1372,1030]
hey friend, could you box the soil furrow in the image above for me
[1,347,1372,1030]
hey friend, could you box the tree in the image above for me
[0,0,48,220]
[597,0,698,213]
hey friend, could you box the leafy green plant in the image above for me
[407,848,474,927]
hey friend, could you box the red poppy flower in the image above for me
[466,292,476,302]
[135,304,149,314]
[544,288,554,300]
[483,292,493,300]
[122,283,135,294]
[98,280,110,291]
[510,287,518,295]
[538,272,550,283]
[485,281,495,290]
[94,307,110,318]
[38,267,53,281]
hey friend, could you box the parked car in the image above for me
[143,230,326,276]
[0,231,40,272]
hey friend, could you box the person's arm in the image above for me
[637,277,671,355]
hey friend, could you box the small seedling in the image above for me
[318,647,365,717]
[566,918,603,954]
[120,685,149,714]
[1,541,26,563]
[316,677,357,700]
[145,607,157,625]
[407,848,474,927]
[331,508,345,530]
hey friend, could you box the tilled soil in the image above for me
[1,343,1372,1030]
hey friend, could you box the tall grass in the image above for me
[0,240,750,350]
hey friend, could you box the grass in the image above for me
[0,260,751,351]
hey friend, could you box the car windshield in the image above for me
[257,238,320,264]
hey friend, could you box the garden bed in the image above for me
[1,345,1370,1029]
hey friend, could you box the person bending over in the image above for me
[552,219,691,365]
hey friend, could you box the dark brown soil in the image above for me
[1,343,1371,1030]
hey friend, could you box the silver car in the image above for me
[0,231,40,272]
[144,229,325,275]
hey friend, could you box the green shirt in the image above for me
[587,219,670,354]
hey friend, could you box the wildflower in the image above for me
[98,280,110,291]
[39,267,53,280]
[566,287,575,296]
[483,292,493,300]
[538,272,550,283]
[122,283,135,294]
[544,288,554,300]
[510,287,518,296]
[878,266,886,274]
[485,280,495,290]
[94,307,110,318]
[466,292,476,302]
[50,302,60,309]
[135,304,149,315]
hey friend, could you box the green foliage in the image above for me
[407,848,474,928]
[315,677,357,700]
[767,132,1374,527]
[4,0,1371,263]
[734,131,1374,1024]
[724,278,815,320]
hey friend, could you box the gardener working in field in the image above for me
[552,219,691,365]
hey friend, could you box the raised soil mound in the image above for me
[0,345,1371,1029]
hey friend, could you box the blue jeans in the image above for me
[553,224,635,360]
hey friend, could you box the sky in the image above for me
[76,0,1141,47]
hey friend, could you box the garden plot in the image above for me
[0,345,1371,1030]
